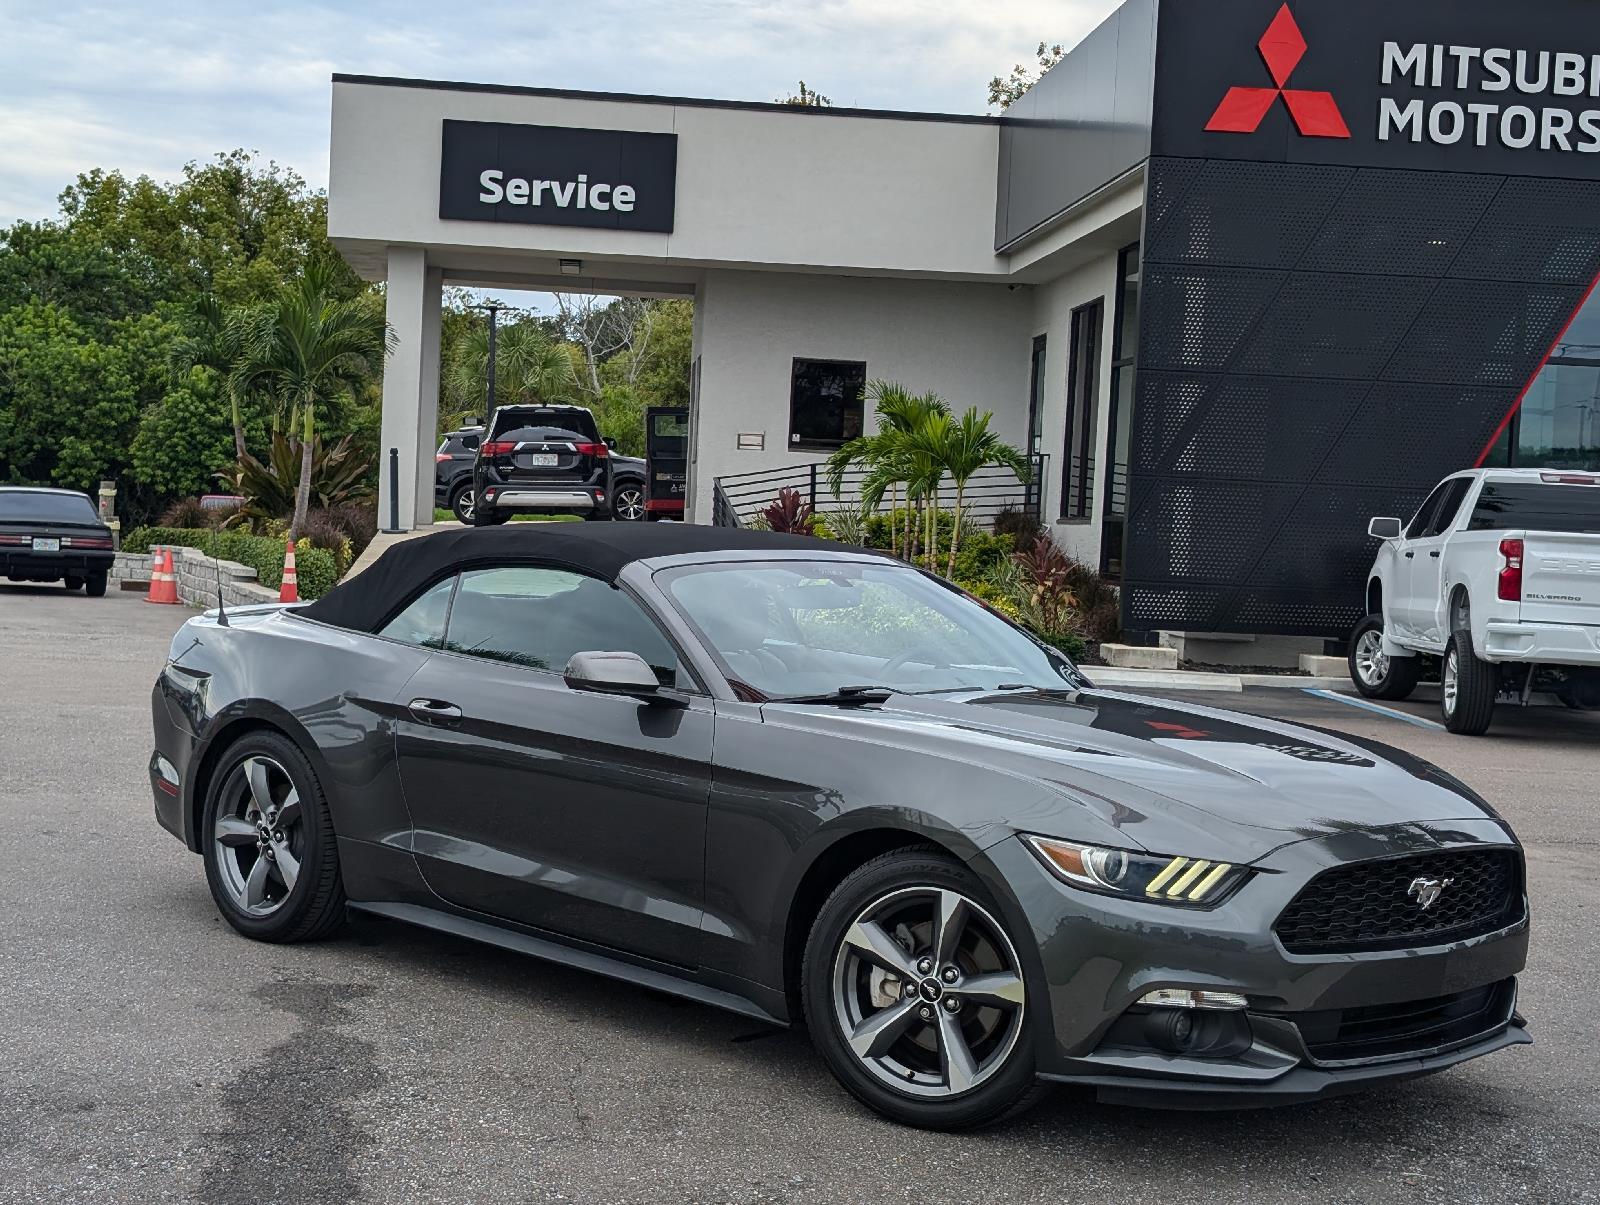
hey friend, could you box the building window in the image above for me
[1484,286,1600,471]
[1061,301,1104,521]
[1026,336,1047,459]
[1100,243,1141,579]
[789,359,866,450]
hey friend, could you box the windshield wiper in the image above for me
[771,685,895,707]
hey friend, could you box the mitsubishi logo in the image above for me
[1206,4,1351,139]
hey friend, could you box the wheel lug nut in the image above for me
[943,997,961,1013]
[941,967,959,983]
[916,958,933,975]
[272,831,284,843]
[918,1005,933,1020]
[903,984,917,1000]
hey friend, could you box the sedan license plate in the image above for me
[31,537,60,552]
[526,453,559,468]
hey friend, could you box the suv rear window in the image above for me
[489,409,599,443]
[0,491,101,524]
[1467,482,1600,533]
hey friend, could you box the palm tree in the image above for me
[234,263,391,539]
[171,294,257,459]
[938,408,1030,576]
[827,382,948,560]
[444,319,578,415]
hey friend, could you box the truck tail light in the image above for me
[1498,538,1524,602]
[574,442,609,458]
[480,440,517,457]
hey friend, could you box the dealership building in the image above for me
[328,0,1600,640]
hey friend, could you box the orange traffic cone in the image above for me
[146,548,178,605]
[279,538,299,603]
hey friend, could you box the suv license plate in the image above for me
[527,453,558,467]
[32,537,60,552]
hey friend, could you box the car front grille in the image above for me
[1274,849,1522,955]
[1284,979,1517,1065]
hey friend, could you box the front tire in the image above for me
[802,849,1045,1130]
[1348,614,1420,700]
[612,482,646,522]
[1442,633,1497,735]
[201,730,346,942]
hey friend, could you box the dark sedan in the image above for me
[147,525,1530,1129]
[1,487,116,595]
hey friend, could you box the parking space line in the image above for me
[1301,689,1446,731]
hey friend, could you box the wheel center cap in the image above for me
[257,822,272,843]
[918,978,943,1003]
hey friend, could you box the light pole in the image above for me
[469,303,506,416]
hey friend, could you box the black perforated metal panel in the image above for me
[1124,157,1600,636]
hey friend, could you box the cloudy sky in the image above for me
[0,0,1119,227]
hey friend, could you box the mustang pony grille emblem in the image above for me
[1407,876,1455,910]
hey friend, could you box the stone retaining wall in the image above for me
[113,547,280,608]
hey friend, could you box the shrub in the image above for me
[122,526,339,600]
[159,497,210,529]
[760,488,816,535]
[994,506,1045,545]
[815,507,870,547]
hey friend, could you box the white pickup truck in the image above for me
[1350,468,1600,734]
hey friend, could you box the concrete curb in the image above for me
[1086,667,1354,692]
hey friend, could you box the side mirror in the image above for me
[563,651,685,706]
[603,436,617,451]
[1368,516,1403,540]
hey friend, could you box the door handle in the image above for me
[1430,550,1441,559]
[408,698,462,723]
[1404,551,1415,559]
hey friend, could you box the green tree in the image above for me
[935,408,1030,576]
[444,319,578,416]
[988,42,1066,110]
[129,368,237,498]
[232,264,391,538]
[778,81,833,106]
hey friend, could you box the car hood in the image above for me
[767,688,1505,864]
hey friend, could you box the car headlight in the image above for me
[1023,835,1249,907]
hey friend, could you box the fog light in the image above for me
[1138,988,1248,1010]
[1146,1008,1196,1053]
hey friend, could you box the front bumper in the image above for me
[982,820,1531,1107]
[3,550,114,580]
[1482,620,1600,666]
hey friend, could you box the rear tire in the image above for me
[612,482,647,522]
[449,482,476,525]
[201,730,347,943]
[1441,633,1497,736]
[84,572,107,598]
[64,576,84,592]
[1348,614,1420,700]
[802,848,1046,1130]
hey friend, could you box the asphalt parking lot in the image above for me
[3,583,1598,1204]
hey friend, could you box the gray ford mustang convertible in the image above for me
[149,525,1530,1129]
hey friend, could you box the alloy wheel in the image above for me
[613,486,646,521]
[1354,628,1389,687]
[212,755,305,917]
[1443,647,1459,716]
[454,488,476,523]
[831,886,1026,1099]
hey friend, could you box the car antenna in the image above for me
[215,554,229,627]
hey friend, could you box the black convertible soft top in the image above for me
[297,522,863,633]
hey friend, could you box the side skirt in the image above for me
[348,900,788,1028]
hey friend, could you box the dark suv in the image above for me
[0,487,116,595]
[473,404,643,525]
[434,426,484,524]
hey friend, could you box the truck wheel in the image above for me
[1441,633,1497,735]
[1348,615,1421,700]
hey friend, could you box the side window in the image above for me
[443,566,689,687]
[1422,478,1472,537]
[378,576,458,648]
[1405,484,1451,539]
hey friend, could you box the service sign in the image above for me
[1155,0,1600,179]
[439,120,677,233]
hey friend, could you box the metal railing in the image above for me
[713,454,1048,530]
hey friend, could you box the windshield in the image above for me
[660,559,1080,699]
